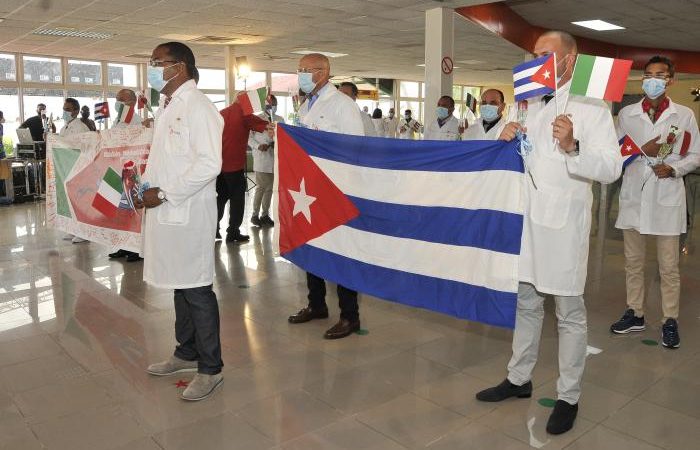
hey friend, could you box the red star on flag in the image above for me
[620,135,641,156]
[531,54,557,90]
[277,126,360,255]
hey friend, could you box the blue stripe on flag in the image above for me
[287,244,517,328]
[512,55,549,74]
[623,154,640,169]
[279,124,523,173]
[514,86,554,102]
[346,196,522,254]
[514,77,537,89]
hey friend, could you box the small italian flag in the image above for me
[138,88,160,111]
[115,103,135,124]
[238,87,268,115]
[570,54,633,102]
[92,167,123,218]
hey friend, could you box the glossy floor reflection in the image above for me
[1,191,699,450]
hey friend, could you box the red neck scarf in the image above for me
[641,96,670,123]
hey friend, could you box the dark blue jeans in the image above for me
[173,285,223,375]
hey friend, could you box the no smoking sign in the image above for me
[441,56,454,74]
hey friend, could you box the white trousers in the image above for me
[507,282,587,404]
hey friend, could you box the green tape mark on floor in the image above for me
[238,284,250,289]
[642,339,659,346]
[356,329,369,335]
[538,398,556,408]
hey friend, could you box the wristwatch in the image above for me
[157,189,167,202]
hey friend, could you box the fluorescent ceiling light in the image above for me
[290,50,348,58]
[571,20,625,31]
[33,28,113,39]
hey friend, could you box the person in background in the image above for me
[611,56,700,348]
[462,89,507,140]
[19,103,54,141]
[398,109,421,139]
[371,108,387,137]
[362,105,370,116]
[423,95,462,141]
[384,107,399,138]
[338,82,376,137]
[249,95,284,228]
[80,105,97,131]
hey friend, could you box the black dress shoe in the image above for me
[323,319,360,339]
[288,307,329,324]
[125,252,143,262]
[260,216,275,227]
[108,249,128,259]
[475,379,532,402]
[546,400,578,435]
[226,233,250,243]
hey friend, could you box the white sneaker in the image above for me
[71,236,88,243]
[181,373,223,401]
[146,356,198,376]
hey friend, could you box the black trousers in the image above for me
[307,272,359,321]
[216,170,246,237]
[173,285,223,375]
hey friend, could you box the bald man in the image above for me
[113,88,142,128]
[462,89,507,140]
[475,31,621,435]
[287,53,366,340]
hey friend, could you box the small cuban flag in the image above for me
[620,135,642,168]
[94,101,109,121]
[92,167,123,218]
[513,54,556,102]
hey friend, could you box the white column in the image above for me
[424,7,454,128]
[224,45,236,106]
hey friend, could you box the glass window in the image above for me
[108,63,138,87]
[271,73,297,93]
[452,85,462,102]
[22,88,65,123]
[1,88,20,156]
[235,71,266,91]
[67,60,102,85]
[22,56,62,83]
[205,93,226,111]
[0,54,17,82]
[400,81,419,98]
[198,68,225,90]
[276,95,296,123]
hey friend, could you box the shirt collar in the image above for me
[169,79,196,101]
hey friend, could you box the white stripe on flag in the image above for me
[513,66,539,82]
[586,56,614,99]
[310,157,522,214]
[514,81,546,96]
[307,225,519,293]
[97,180,122,206]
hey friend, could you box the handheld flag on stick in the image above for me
[115,102,135,124]
[570,55,633,102]
[94,102,110,121]
[238,87,269,116]
[465,93,477,115]
[513,54,556,102]
[619,135,642,168]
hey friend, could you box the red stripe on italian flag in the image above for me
[92,167,123,217]
[570,54,633,102]
[238,87,268,115]
[115,103,135,124]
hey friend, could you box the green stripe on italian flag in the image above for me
[115,103,135,124]
[92,167,124,217]
[570,54,633,102]
[238,87,268,115]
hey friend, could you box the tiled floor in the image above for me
[1,185,699,450]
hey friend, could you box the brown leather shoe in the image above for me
[288,307,329,324]
[323,319,360,339]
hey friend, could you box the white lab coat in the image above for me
[615,99,700,235]
[462,117,506,141]
[299,83,365,136]
[398,117,421,140]
[384,116,399,138]
[249,112,284,173]
[59,117,90,136]
[515,81,621,296]
[359,107,377,137]
[142,80,223,289]
[372,118,387,137]
[423,115,461,141]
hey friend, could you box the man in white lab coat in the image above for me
[249,94,284,227]
[475,31,622,435]
[423,95,462,141]
[384,107,399,138]
[397,109,421,139]
[338,81,376,137]
[462,89,507,141]
[287,53,366,340]
[611,56,700,348]
[136,42,225,401]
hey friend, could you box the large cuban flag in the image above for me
[274,124,524,328]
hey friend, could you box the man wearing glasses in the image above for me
[136,42,225,401]
[611,56,700,348]
[286,53,366,340]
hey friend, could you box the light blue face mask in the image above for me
[480,104,500,122]
[436,106,450,120]
[298,72,316,94]
[642,77,666,100]
[147,63,178,92]
[62,111,73,123]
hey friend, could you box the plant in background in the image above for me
[2,136,13,157]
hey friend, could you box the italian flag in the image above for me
[238,87,268,115]
[92,167,123,218]
[115,103,135,124]
[138,88,160,111]
[570,54,633,102]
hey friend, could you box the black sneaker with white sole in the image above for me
[610,309,645,334]
[662,318,680,349]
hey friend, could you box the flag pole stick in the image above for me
[561,54,579,115]
[553,52,559,117]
